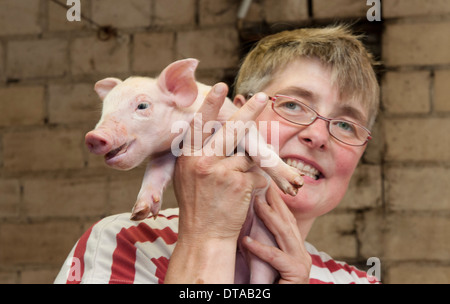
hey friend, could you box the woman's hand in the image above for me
[165,83,270,283]
[243,185,312,284]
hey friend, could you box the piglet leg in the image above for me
[131,152,176,220]
[242,124,303,196]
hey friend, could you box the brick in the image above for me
[109,169,178,215]
[434,70,450,113]
[306,212,357,259]
[362,118,383,164]
[383,0,450,18]
[0,221,83,265]
[244,0,265,23]
[388,264,450,284]
[385,166,450,211]
[264,0,308,23]
[71,36,129,75]
[199,0,239,26]
[48,83,100,125]
[194,69,228,88]
[132,32,175,73]
[0,271,17,284]
[0,0,41,36]
[92,0,151,28]
[0,43,4,82]
[86,150,109,169]
[7,39,68,79]
[3,128,84,172]
[154,0,196,27]
[382,71,430,114]
[0,179,20,217]
[176,28,239,69]
[109,174,143,214]
[357,209,384,259]
[23,177,107,217]
[313,0,368,19]
[338,164,382,210]
[384,214,450,261]
[163,183,178,209]
[0,86,45,127]
[21,268,60,284]
[383,22,450,66]
[384,118,450,162]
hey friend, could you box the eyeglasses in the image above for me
[269,94,372,146]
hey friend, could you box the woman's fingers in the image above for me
[253,195,302,255]
[243,235,310,284]
[182,82,229,153]
[242,187,312,283]
[203,92,269,159]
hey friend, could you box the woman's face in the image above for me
[251,57,368,221]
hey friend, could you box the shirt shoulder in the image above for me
[305,242,380,284]
[54,208,179,284]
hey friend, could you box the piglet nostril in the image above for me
[85,132,111,155]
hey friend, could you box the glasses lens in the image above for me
[273,96,315,125]
[272,95,370,146]
[330,120,369,146]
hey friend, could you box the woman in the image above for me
[55,25,380,284]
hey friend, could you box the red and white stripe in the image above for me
[306,243,379,284]
[54,208,379,284]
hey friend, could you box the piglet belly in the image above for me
[235,192,279,284]
[247,213,279,284]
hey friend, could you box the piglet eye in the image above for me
[137,103,149,110]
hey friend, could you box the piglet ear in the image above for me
[157,59,199,107]
[94,77,122,100]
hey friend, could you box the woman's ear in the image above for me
[233,94,247,108]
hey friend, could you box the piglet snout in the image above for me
[85,131,112,155]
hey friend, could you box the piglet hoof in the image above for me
[266,163,304,197]
[285,174,305,196]
[130,194,161,221]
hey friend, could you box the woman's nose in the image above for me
[297,118,330,150]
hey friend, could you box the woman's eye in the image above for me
[279,101,301,111]
[336,121,356,133]
[285,102,298,110]
[137,103,149,110]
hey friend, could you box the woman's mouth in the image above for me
[283,158,323,181]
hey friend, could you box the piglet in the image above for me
[85,59,303,284]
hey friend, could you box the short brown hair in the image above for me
[234,25,380,128]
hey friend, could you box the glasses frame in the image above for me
[269,94,372,147]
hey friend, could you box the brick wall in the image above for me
[0,0,448,284]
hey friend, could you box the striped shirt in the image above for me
[54,208,379,284]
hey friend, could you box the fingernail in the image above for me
[245,236,253,243]
[254,92,267,103]
[214,83,225,95]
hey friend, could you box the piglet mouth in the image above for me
[105,142,129,161]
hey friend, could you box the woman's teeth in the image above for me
[284,158,321,180]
